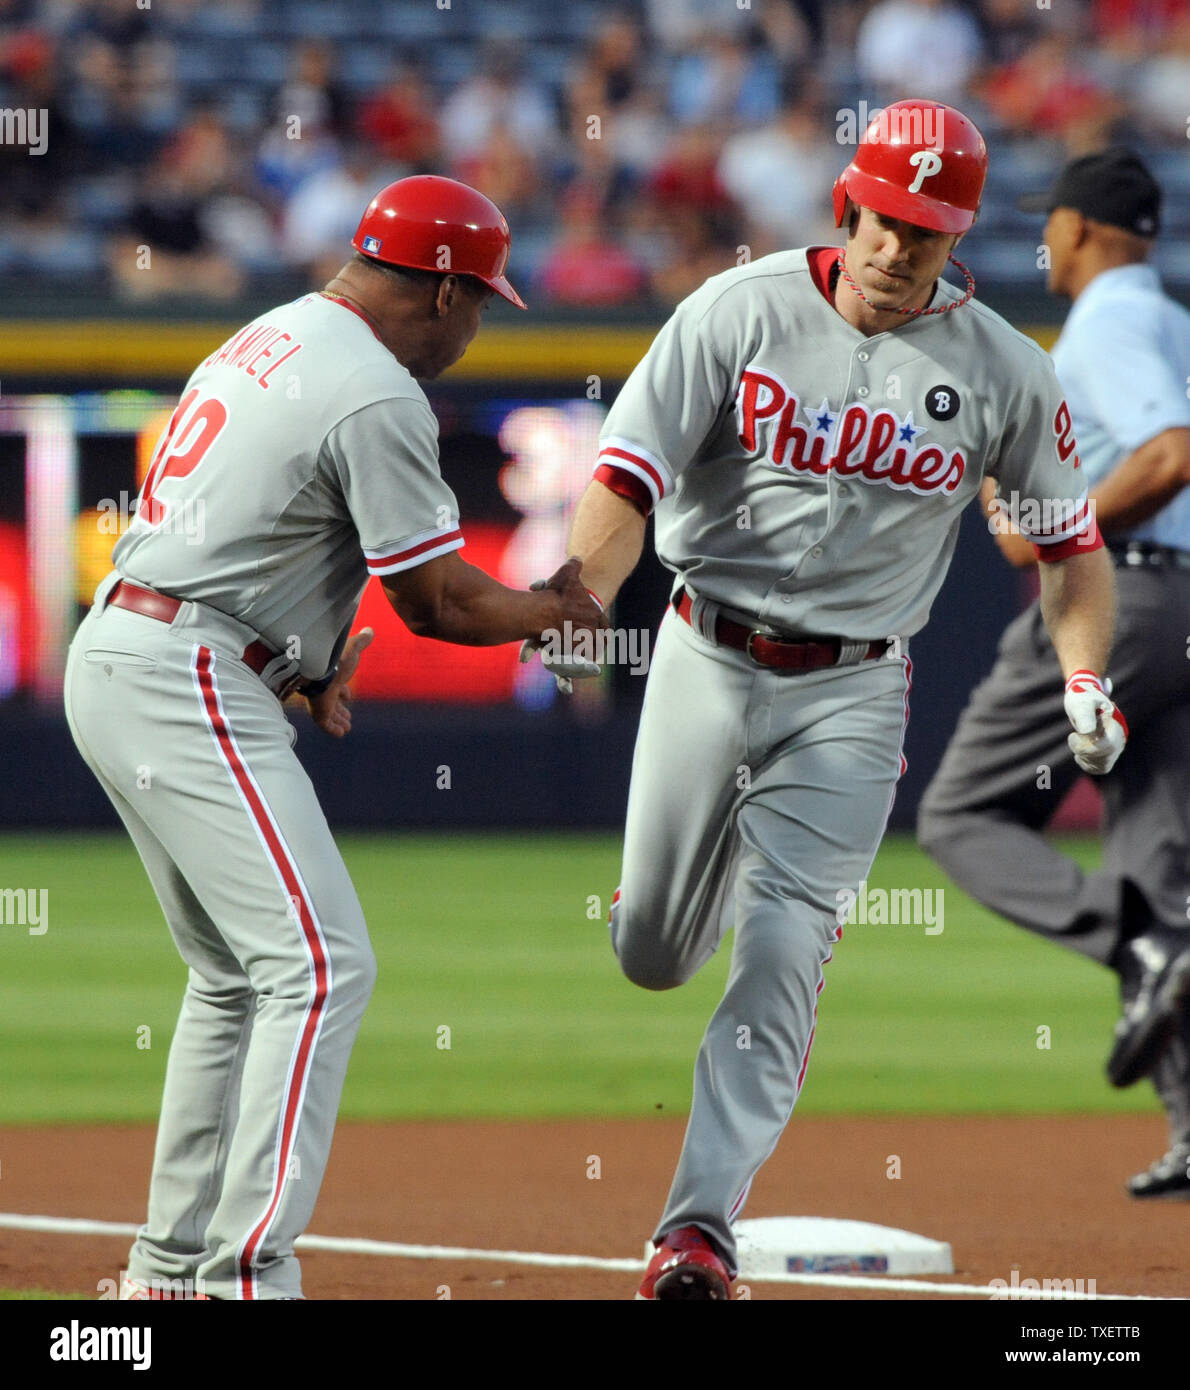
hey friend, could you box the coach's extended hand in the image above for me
[519,558,605,693]
[307,627,374,738]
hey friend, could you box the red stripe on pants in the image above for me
[194,647,329,1300]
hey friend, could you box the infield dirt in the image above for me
[0,1114,1185,1300]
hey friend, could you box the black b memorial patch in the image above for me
[925,385,960,420]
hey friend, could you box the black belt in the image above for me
[1108,541,1190,571]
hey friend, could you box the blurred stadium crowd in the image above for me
[0,0,1188,308]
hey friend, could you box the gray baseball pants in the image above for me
[609,602,911,1274]
[64,574,375,1299]
[918,563,1190,1143]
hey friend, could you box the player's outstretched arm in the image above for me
[566,480,649,608]
[381,551,605,648]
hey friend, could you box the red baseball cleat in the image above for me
[636,1226,732,1300]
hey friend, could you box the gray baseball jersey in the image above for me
[114,292,463,679]
[65,289,466,1300]
[594,247,1095,638]
[602,247,1101,1283]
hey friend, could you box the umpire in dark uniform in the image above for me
[918,149,1190,1198]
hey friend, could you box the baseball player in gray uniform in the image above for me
[548,101,1126,1298]
[64,176,604,1300]
[919,149,1190,1199]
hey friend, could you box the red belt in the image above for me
[674,591,886,671]
[106,580,301,696]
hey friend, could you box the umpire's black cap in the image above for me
[1017,147,1161,238]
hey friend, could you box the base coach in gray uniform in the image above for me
[65,175,604,1300]
[919,150,1190,1199]
[542,101,1126,1298]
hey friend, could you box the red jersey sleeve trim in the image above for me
[365,528,464,575]
[594,463,652,517]
[1033,516,1104,563]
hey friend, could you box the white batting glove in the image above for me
[519,580,603,694]
[1063,670,1128,775]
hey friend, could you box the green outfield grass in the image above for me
[0,1290,91,1300]
[0,830,1151,1125]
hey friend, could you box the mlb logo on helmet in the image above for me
[361,235,382,254]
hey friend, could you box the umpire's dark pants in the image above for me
[918,559,1190,1143]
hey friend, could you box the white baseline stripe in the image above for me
[0,1213,1171,1299]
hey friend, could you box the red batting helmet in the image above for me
[833,100,987,235]
[352,174,526,309]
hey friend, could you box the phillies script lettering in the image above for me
[736,366,966,495]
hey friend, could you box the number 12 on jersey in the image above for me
[137,388,229,529]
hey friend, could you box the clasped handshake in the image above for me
[519,555,609,694]
[1064,670,1128,776]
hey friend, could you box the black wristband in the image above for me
[298,668,338,698]
[298,620,351,698]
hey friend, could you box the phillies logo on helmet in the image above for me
[736,365,966,497]
[907,150,944,194]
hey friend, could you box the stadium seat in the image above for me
[219,88,270,135]
[279,3,362,39]
[340,44,397,94]
[427,45,481,87]
[523,43,574,92]
[178,5,265,38]
[240,41,292,87]
[547,6,606,41]
[72,176,136,229]
[373,4,454,42]
[173,41,227,89]
[1142,146,1186,188]
[1154,242,1190,282]
[471,4,546,40]
[966,239,1039,281]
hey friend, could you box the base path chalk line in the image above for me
[0,1212,1169,1301]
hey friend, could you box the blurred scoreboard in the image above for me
[0,388,614,708]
